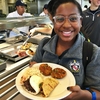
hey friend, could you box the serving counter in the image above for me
[0,39,38,100]
[0,56,31,100]
[0,16,52,31]
[0,16,51,100]
[0,40,38,100]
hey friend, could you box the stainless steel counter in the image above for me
[0,16,52,31]
[0,57,31,100]
[0,15,52,99]
[0,41,38,100]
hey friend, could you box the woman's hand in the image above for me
[29,61,37,67]
[61,85,92,100]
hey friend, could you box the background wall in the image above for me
[0,0,8,14]
[0,0,90,17]
[37,0,49,14]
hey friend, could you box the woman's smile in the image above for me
[62,30,74,37]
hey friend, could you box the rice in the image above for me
[20,67,43,85]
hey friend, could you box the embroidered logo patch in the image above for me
[69,60,80,72]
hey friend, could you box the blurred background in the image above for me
[0,0,90,18]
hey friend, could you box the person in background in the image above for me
[81,0,100,46]
[17,2,54,57]
[47,0,57,37]
[6,0,32,37]
[29,3,53,36]
[29,0,100,100]
[39,4,48,16]
[29,1,60,37]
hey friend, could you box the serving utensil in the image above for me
[22,35,31,45]
[12,27,27,36]
[12,27,31,45]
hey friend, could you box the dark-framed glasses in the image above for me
[53,15,82,25]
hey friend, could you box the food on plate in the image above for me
[20,67,43,85]
[20,67,44,95]
[22,76,58,97]
[51,68,66,79]
[27,49,35,56]
[20,43,36,57]
[20,66,59,97]
[39,64,52,76]
[30,75,43,94]
[41,77,59,97]
[39,63,66,79]
[20,43,32,50]
[23,75,43,95]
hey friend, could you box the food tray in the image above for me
[0,44,28,62]
[5,35,23,44]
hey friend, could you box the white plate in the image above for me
[16,62,76,100]
[26,49,34,57]
[25,44,38,56]
[26,46,37,56]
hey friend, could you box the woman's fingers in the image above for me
[29,61,37,67]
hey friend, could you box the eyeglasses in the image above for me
[53,15,82,25]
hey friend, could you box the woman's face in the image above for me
[53,3,82,42]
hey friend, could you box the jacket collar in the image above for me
[43,34,85,59]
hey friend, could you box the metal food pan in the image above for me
[5,35,24,44]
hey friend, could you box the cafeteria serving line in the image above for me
[0,0,95,100]
[0,16,51,100]
[1,56,31,100]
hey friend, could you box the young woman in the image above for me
[29,0,100,99]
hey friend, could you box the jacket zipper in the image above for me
[86,9,100,21]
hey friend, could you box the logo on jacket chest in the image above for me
[97,14,100,17]
[69,60,80,72]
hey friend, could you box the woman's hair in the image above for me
[47,0,57,15]
[48,0,83,17]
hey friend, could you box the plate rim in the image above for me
[16,62,76,100]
